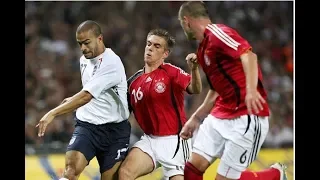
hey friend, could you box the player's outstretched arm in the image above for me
[190,89,218,121]
[180,89,218,139]
[60,97,71,104]
[36,90,93,137]
[186,53,202,94]
[240,50,266,114]
[240,50,258,94]
[50,90,92,116]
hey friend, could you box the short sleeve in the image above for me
[167,64,191,91]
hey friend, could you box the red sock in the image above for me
[184,162,204,180]
[239,168,280,180]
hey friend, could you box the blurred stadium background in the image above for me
[25,1,294,180]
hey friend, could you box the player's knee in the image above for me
[188,152,210,172]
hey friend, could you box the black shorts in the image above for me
[67,117,131,173]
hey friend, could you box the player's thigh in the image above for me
[191,115,225,172]
[219,115,269,179]
[157,137,191,179]
[96,120,131,174]
[119,147,155,178]
[66,125,96,175]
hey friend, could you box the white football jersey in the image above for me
[76,48,129,125]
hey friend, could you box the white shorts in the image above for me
[133,134,191,179]
[193,114,269,179]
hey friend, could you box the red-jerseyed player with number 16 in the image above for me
[118,28,202,180]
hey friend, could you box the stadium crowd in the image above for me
[25,1,293,154]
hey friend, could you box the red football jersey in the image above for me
[196,24,270,119]
[128,63,191,136]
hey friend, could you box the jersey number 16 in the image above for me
[132,87,143,103]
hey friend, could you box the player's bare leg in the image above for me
[118,147,154,180]
[62,150,88,180]
[184,152,211,180]
[169,175,184,180]
[188,152,211,172]
[100,161,122,180]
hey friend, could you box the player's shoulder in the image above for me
[127,69,144,84]
[205,23,246,49]
[161,63,182,72]
[100,48,124,69]
[161,63,188,76]
[205,23,239,39]
[103,48,121,62]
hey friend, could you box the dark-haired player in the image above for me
[36,20,131,180]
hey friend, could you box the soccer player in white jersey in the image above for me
[36,20,131,180]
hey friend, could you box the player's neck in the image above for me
[144,61,163,73]
[96,45,106,56]
[90,46,106,61]
[194,18,212,41]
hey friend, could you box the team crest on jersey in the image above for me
[204,54,210,66]
[154,81,166,93]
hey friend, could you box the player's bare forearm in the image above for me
[50,90,93,117]
[240,51,259,92]
[192,89,219,121]
[188,67,202,94]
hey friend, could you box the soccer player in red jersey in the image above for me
[118,29,202,180]
[178,2,288,180]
